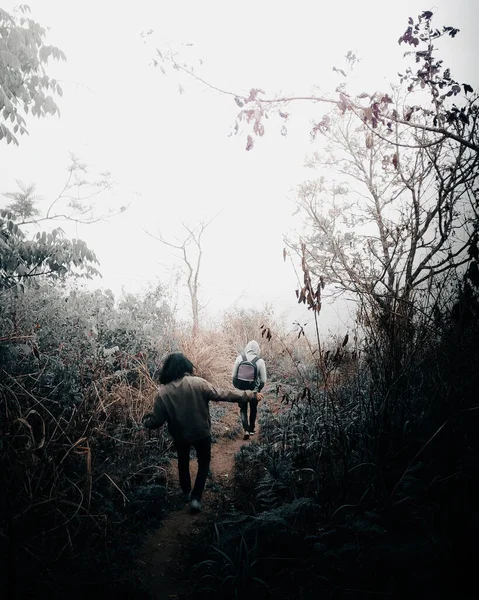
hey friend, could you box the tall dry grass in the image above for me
[178,329,237,388]
[1,358,171,598]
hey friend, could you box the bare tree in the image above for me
[147,217,217,337]
[288,102,478,384]
[291,107,477,301]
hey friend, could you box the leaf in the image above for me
[463,83,473,94]
[0,50,21,70]
[421,10,433,20]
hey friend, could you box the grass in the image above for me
[0,361,172,598]
[182,286,479,599]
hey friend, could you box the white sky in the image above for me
[1,0,478,336]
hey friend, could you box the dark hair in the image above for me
[158,352,194,385]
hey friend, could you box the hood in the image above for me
[244,340,260,359]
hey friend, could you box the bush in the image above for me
[0,280,176,597]
[188,277,479,599]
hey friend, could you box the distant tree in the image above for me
[3,154,120,227]
[0,4,66,146]
[3,180,40,220]
[147,217,217,337]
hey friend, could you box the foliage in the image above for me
[147,11,477,155]
[0,276,176,597]
[0,4,66,146]
[0,207,100,289]
[0,156,125,290]
[186,262,479,598]
[0,353,168,597]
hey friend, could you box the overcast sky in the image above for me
[1,0,477,336]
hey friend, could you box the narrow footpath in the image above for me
[137,403,255,599]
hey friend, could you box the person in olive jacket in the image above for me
[143,352,263,513]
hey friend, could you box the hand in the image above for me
[142,412,154,429]
[255,392,264,401]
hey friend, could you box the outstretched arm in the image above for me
[201,378,259,406]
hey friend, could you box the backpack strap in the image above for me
[251,356,260,365]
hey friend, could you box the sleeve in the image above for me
[143,393,167,429]
[232,354,241,382]
[200,378,253,406]
[257,359,267,391]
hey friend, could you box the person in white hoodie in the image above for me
[232,340,267,439]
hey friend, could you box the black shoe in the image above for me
[243,432,250,440]
[249,429,256,435]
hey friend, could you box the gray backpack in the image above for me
[233,353,259,391]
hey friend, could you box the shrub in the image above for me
[0,279,176,597]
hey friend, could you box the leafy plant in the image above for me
[0,208,99,289]
[0,4,66,145]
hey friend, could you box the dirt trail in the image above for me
[137,404,253,599]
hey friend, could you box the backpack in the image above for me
[233,353,260,391]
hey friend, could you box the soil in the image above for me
[136,403,255,599]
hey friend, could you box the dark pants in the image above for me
[175,436,211,501]
[240,397,258,432]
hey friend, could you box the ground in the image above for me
[136,402,254,599]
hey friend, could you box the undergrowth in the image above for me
[186,282,479,600]
[0,283,176,598]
